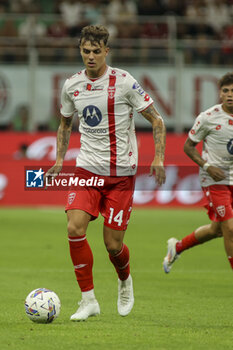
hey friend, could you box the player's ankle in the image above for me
[82,289,95,301]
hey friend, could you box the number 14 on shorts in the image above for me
[108,208,124,227]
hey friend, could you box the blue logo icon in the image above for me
[83,105,102,127]
[26,168,44,188]
[227,138,233,154]
[132,81,145,95]
[132,82,140,89]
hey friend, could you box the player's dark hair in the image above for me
[79,25,109,47]
[218,72,233,88]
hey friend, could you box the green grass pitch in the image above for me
[0,207,233,350]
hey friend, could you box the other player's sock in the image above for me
[109,244,130,281]
[176,231,200,254]
[228,256,233,269]
[68,235,94,292]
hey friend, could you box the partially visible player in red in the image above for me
[45,25,166,321]
[163,72,233,273]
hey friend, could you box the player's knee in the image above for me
[67,221,86,237]
[104,241,122,256]
[108,248,120,256]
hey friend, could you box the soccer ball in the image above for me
[24,288,61,323]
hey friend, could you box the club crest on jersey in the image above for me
[83,105,102,127]
[216,205,225,218]
[227,138,233,154]
[108,86,116,99]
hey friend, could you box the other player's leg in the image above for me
[205,185,233,270]
[163,221,222,273]
[67,209,100,321]
[221,218,233,269]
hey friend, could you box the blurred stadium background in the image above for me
[1,3,233,349]
[0,0,232,207]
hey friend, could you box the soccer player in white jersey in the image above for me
[45,25,166,321]
[163,72,233,273]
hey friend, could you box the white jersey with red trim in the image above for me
[189,104,233,186]
[60,66,153,176]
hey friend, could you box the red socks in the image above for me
[175,234,233,271]
[176,232,200,254]
[228,256,233,269]
[69,236,130,290]
[109,244,130,281]
[68,235,94,292]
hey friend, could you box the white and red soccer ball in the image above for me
[24,288,61,323]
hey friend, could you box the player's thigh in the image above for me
[67,209,92,237]
[209,221,222,237]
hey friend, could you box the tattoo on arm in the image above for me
[141,105,166,163]
[184,138,205,167]
[56,116,73,164]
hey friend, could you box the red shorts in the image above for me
[202,185,233,222]
[65,167,135,231]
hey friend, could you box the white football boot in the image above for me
[70,298,100,321]
[163,238,180,273]
[117,274,134,316]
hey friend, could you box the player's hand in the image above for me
[149,161,166,186]
[44,164,63,189]
[207,166,226,182]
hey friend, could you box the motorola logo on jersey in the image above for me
[227,138,233,154]
[83,105,102,127]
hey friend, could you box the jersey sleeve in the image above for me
[188,113,208,142]
[60,79,75,117]
[123,74,153,112]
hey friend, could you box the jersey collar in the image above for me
[84,65,109,82]
[221,104,233,118]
